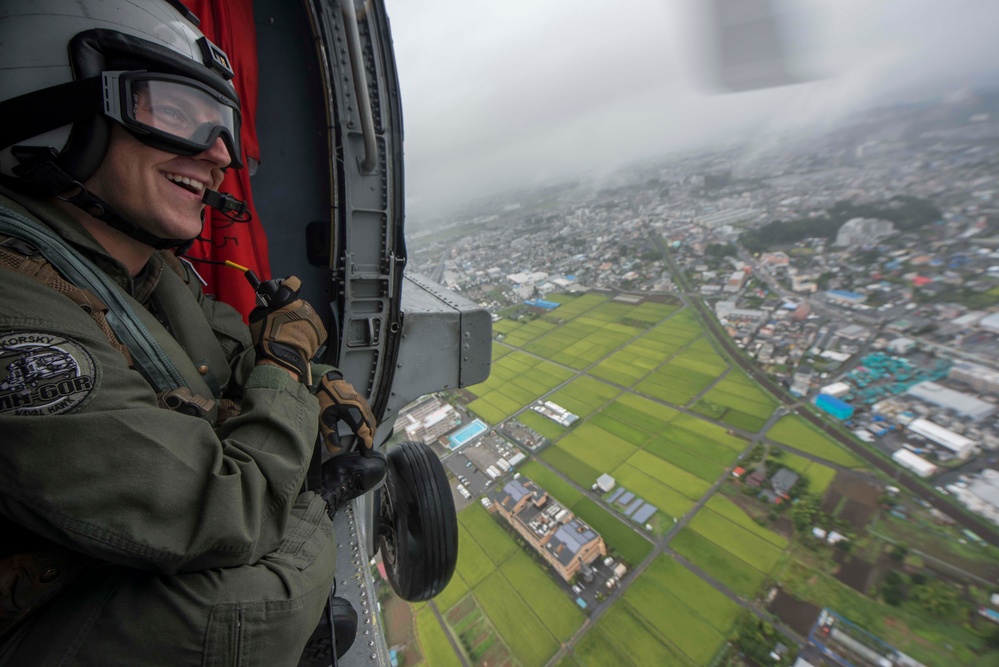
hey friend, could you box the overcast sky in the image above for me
[382,0,999,219]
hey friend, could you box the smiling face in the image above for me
[82,122,229,243]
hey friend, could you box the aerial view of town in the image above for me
[371,90,999,667]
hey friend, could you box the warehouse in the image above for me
[905,381,996,421]
[907,418,977,460]
[892,449,938,478]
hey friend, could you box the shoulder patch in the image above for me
[0,332,98,416]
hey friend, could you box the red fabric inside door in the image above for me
[184,0,269,320]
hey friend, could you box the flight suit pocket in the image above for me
[273,492,334,570]
[201,495,336,667]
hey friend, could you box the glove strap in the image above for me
[264,342,310,383]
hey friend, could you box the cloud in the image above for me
[384,0,999,218]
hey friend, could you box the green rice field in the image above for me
[574,602,695,666]
[546,375,621,417]
[766,415,866,468]
[688,507,785,573]
[775,450,838,496]
[692,368,778,432]
[416,607,462,667]
[475,571,561,665]
[671,529,768,598]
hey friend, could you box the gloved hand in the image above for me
[248,276,327,384]
[317,370,377,455]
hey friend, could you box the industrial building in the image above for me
[815,393,854,420]
[892,448,938,478]
[947,469,999,526]
[949,361,999,396]
[907,418,977,460]
[979,312,999,335]
[905,381,997,421]
[693,208,757,228]
[398,396,463,445]
[487,477,606,581]
[819,382,851,398]
[532,401,579,427]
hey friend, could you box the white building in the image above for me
[892,448,938,478]
[595,474,616,493]
[948,469,999,526]
[979,312,999,334]
[905,381,997,421]
[949,361,999,396]
[907,418,977,460]
[834,217,896,247]
[887,337,916,354]
[399,396,462,445]
[820,382,851,398]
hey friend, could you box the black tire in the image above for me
[378,441,458,601]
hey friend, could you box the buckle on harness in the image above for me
[157,387,215,420]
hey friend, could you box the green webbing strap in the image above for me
[0,203,187,393]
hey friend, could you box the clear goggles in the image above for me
[102,71,243,168]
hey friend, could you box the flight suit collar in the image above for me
[0,187,155,299]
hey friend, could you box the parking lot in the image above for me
[444,431,520,509]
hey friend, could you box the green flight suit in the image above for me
[0,191,337,666]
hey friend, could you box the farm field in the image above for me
[546,375,621,418]
[515,408,566,440]
[573,601,695,666]
[524,318,641,369]
[766,415,867,468]
[388,284,999,667]
[466,350,575,424]
[671,529,768,598]
[776,450,838,496]
[687,504,786,573]
[692,367,778,432]
[415,607,462,667]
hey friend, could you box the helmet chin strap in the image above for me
[62,183,248,253]
[8,146,249,253]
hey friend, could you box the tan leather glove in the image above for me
[317,370,377,455]
[248,276,327,384]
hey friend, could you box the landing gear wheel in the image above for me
[377,441,458,601]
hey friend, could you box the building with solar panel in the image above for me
[487,476,607,581]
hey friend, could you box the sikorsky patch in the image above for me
[0,332,98,416]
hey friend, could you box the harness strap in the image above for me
[0,203,187,393]
[0,237,133,366]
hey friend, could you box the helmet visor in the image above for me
[103,71,243,168]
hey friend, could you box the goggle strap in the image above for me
[0,78,103,153]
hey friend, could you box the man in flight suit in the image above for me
[0,1,385,664]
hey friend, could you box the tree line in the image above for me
[741,195,942,252]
